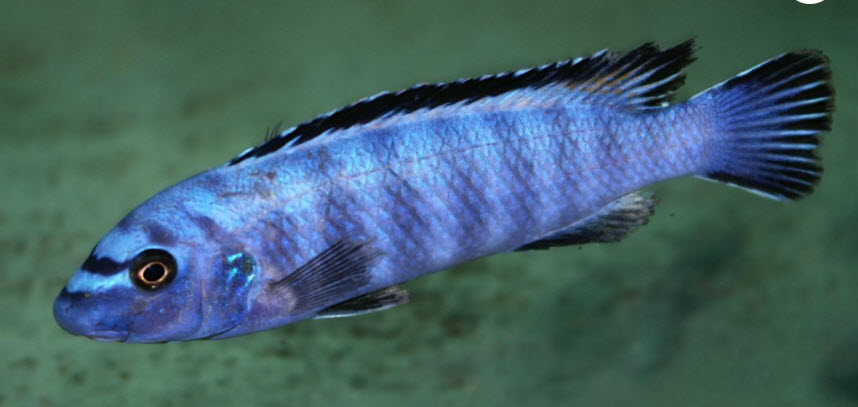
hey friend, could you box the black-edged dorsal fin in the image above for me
[573,40,695,109]
[230,40,696,166]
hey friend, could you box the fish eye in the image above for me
[130,249,177,290]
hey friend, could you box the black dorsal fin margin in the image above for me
[229,40,696,166]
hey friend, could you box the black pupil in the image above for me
[130,249,176,290]
[142,263,166,282]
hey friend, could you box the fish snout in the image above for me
[53,287,129,342]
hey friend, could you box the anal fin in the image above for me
[314,285,410,319]
[516,191,658,251]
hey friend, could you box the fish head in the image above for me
[53,189,261,343]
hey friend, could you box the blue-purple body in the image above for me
[54,41,832,342]
[221,95,700,290]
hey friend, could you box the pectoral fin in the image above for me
[270,240,382,315]
[314,285,410,319]
[516,191,658,251]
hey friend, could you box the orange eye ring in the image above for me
[130,249,176,290]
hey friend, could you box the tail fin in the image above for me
[696,51,833,201]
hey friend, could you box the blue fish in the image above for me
[54,40,833,343]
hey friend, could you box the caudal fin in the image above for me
[697,51,833,201]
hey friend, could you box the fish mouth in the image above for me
[86,330,129,343]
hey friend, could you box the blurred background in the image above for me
[1,0,856,406]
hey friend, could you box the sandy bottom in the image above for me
[2,1,856,406]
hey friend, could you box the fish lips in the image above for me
[54,287,129,342]
[87,330,129,342]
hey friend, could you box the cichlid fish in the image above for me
[54,40,833,343]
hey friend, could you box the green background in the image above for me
[2,0,856,405]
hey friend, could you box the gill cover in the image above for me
[200,250,259,338]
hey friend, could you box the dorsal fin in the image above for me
[230,40,696,166]
[572,39,695,109]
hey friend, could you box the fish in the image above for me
[53,40,833,343]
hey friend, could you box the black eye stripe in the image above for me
[80,252,129,276]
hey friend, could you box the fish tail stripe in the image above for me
[229,40,697,166]
[697,50,833,201]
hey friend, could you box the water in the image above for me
[2,0,856,405]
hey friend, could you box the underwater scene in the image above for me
[2,0,857,405]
